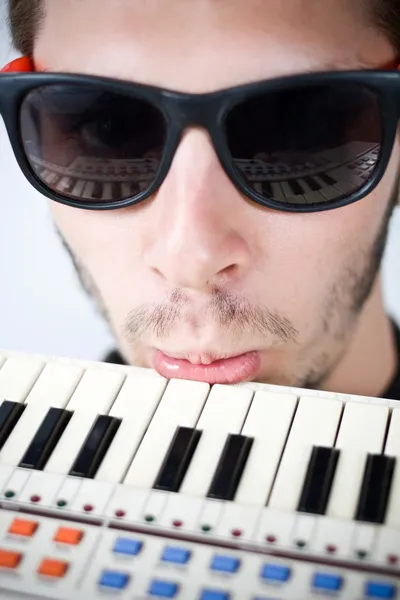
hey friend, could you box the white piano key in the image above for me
[271,181,287,203]
[314,175,341,201]
[95,373,167,482]
[23,362,84,408]
[82,181,95,199]
[297,178,326,204]
[268,395,342,511]
[0,403,65,466]
[326,402,389,520]
[66,367,125,412]
[56,176,73,192]
[280,181,305,204]
[123,379,209,487]
[179,385,253,496]
[121,182,132,197]
[384,407,400,527]
[44,410,97,475]
[0,357,44,403]
[102,182,113,200]
[72,179,87,196]
[235,391,297,505]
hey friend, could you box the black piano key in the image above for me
[69,415,121,479]
[319,172,337,186]
[19,408,73,470]
[207,434,254,501]
[303,175,321,191]
[297,446,340,515]
[261,181,273,197]
[0,401,26,451]
[355,454,396,524]
[153,427,202,492]
[287,179,304,195]
[91,181,104,199]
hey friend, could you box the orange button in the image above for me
[0,549,22,569]
[54,527,83,546]
[8,518,38,537]
[38,558,69,578]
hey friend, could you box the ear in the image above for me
[1,57,34,73]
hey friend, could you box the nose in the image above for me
[143,128,253,291]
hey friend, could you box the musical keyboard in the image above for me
[27,141,379,205]
[0,349,398,599]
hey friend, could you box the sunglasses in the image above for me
[1,56,400,213]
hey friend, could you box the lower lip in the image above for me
[152,350,261,384]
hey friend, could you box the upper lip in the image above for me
[156,349,255,364]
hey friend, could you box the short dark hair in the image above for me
[6,0,400,58]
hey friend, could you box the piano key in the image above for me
[55,176,74,193]
[19,408,73,470]
[0,402,26,452]
[270,181,287,203]
[297,446,340,515]
[71,179,87,197]
[44,411,100,475]
[0,357,44,403]
[22,362,84,408]
[121,182,132,198]
[90,181,104,200]
[102,182,113,200]
[297,178,326,204]
[179,386,253,497]
[268,396,342,511]
[153,427,202,492]
[326,402,389,520]
[328,166,365,188]
[123,379,209,487]
[65,367,125,412]
[0,363,84,466]
[81,181,95,199]
[69,415,121,479]
[313,175,341,201]
[207,434,253,501]
[355,454,396,524]
[384,408,400,527]
[94,373,166,483]
[234,391,297,505]
[280,181,306,204]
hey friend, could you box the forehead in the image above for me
[36,0,394,92]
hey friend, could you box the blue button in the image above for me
[99,570,130,589]
[210,555,240,573]
[161,546,191,564]
[113,537,143,556]
[260,564,291,582]
[365,581,397,598]
[148,580,179,597]
[313,573,343,591]
[199,590,230,600]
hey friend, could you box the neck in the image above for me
[320,276,398,398]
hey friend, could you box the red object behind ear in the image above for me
[1,56,34,73]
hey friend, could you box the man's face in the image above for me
[35,0,398,387]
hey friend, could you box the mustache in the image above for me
[123,288,299,344]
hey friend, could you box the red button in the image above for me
[8,519,38,537]
[0,549,22,569]
[38,558,69,578]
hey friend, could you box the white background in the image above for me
[0,1,399,362]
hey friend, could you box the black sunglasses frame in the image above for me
[0,69,400,213]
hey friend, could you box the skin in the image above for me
[34,0,399,396]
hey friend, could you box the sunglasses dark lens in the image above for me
[226,82,383,207]
[20,83,167,204]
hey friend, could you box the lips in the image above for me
[151,350,261,384]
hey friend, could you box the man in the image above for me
[2,0,400,398]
